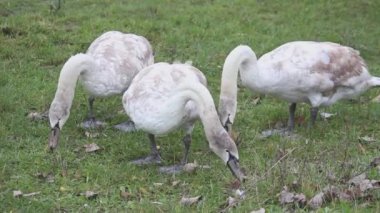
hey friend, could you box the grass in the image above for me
[1,0,380,212]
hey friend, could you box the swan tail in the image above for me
[369,76,380,87]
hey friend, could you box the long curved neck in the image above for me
[170,82,226,141]
[50,53,96,125]
[218,45,258,126]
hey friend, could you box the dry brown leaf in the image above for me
[35,172,55,183]
[153,182,164,187]
[370,157,380,168]
[183,162,198,173]
[252,96,261,105]
[279,187,295,205]
[13,190,23,198]
[348,173,367,186]
[84,143,101,153]
[81,191,98,199]
[27,111,48,121]
[120,191,132,200]
[319,112,336,120]
[12,190,40,198]
[219,196,240,212]
[23,191,41,197]
[180,195,203,206]
[85,131,100,138]
[172,180,180,187]
[279,186,306,207]
[308,192,324,209]
[250,208,265,213]
[234,189,246,199]
[138,187,149,195]
[371,94,380,103]
[358,136,376,143]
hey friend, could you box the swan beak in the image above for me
[227,153,246,182]
[48,126,60,150]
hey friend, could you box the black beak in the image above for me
[48,124,60,150]
[226,152,246,182]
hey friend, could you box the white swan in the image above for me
[219,41,380,131]
[123,62,245,181]
[48,31,154,149]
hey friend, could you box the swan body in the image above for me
[123,62,244,181]
[48,31,154,149]
[219,41,380,130]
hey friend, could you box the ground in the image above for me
[0,0,379,212]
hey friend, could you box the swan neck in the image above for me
[50,54,96,128]
[218,45,258,125]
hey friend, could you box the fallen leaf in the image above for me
[252,96,261,105]
[172,180,180,187]
[250,208,265,213]
[279,187,295,205]
[358,136,376,143]
[180,195,203,206]
[13,190,23,198]
[319,112,336,120]
[120,191,132,200]
[138,187,148,195]
[35,172,55,183]
[198,165,211,169]
[84,131,99,138]
[84,143,101,153]
[234,189,246,199]
[219,196,240,212]
[308,191,324,209]
[370,157,380,168]
[23,191,41,197]
[151,201,164,205]
[371,94,380,103]
[153,182,163,187]
[348,173,367,186]
[279,186,307,207]
[27,111,48,121]
[183,162,198,173]
[81,191,98,199]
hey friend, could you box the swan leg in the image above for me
[181,134,192,165]
[159,127,194,174]
[114,120,137,132]
[81,96,107,129]
[309,107,319,128]
[287,103,296,131]
[88,96,95,120]
[131,134,162,165]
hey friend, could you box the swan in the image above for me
[219,41,380,132]
[48,31,154,149]
[123,62,245,181]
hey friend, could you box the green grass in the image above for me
[1,0,380,212]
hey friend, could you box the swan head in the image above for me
[210,131,246,182]
[48,101,70,150]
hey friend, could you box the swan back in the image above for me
[81,31,154,97]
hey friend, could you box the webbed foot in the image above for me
[81,118,107,129]
[114,120,137,132]
[158,164,184,174]
[131,154,162,165]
